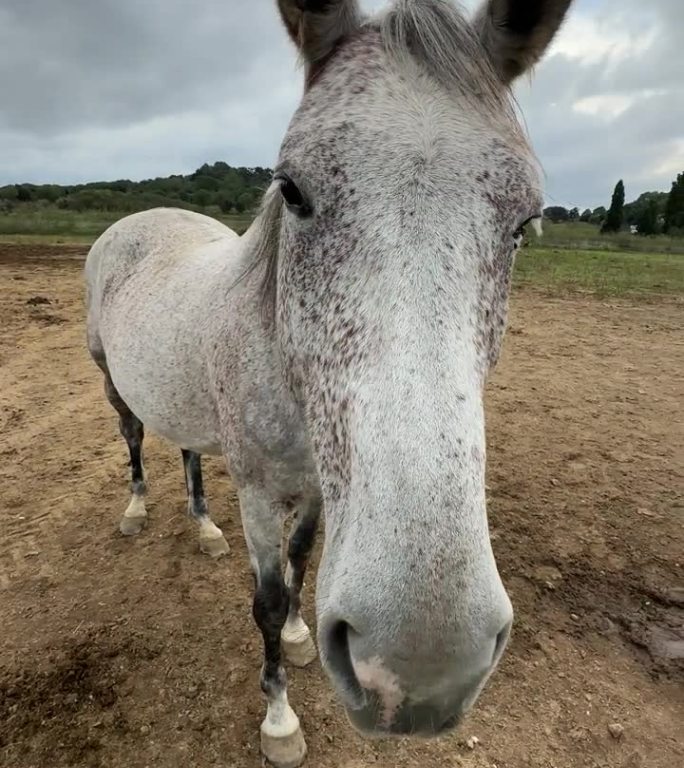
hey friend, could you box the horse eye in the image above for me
[513,215,538,247]
[275,173,309,213]
[512,226,525,249]
[513,215,542,244]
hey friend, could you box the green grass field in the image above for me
[530,221,684,255]
[0,209,253,243]
[515,247,683,296]
[1,208,682,297]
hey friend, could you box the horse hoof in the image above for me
[261,722,307,768]
[119,515,147,536]
[282,622,317,668]
[200,533,230,559]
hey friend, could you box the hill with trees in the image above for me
[0,162,272,216]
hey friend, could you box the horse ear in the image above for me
[277,1,361,66]
[473,0,573,84]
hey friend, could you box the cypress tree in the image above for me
[601,180,625,233]
[664,172,684,233]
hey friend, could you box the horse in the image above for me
[85,1,572,766]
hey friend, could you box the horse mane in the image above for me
[229,184,282,325]
[252,0,517,322]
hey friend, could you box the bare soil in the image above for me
[1,245,682,768]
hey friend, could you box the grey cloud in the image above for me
[0,0,291,134]
[0,0,681,210]
[515,0,683,207]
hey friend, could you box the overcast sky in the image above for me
[0,0,681,209]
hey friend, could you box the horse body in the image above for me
[87,203,320,570]
[85,2,574,767]
[87,209,237,454]
[89,209,305,453]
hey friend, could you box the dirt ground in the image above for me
[0,243,682,768]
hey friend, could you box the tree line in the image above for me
[544,172,684,236]
[3,162,684,236]
[0,162,273,216]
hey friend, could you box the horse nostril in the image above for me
[439,712,461,733]
[323,620,366,709]
[493,620,512,665]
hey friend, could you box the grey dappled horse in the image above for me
[85,1,572,766]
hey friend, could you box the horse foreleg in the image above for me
[282,497,320,668]
[181,450,229,559]
[239,486,307,768]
